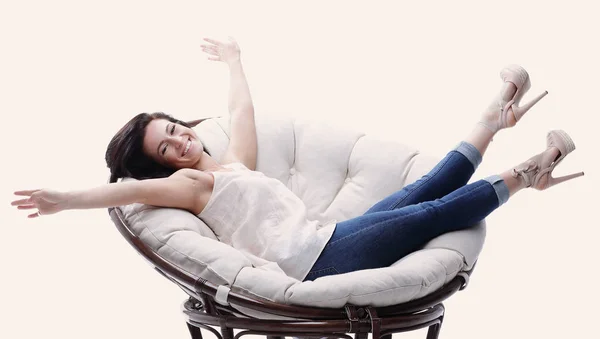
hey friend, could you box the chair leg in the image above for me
[187,323,203,339]
[222,327,234,339]
[425,315,444,339]
[355,333,369,339]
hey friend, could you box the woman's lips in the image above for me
[182,138,192,156]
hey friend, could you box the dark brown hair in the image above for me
[105,112,201,183]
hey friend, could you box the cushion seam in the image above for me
[295,283,424,303]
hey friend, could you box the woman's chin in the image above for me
[183,153,202,168]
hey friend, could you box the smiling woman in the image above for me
[144,117,204,164]
[105,112,201,183]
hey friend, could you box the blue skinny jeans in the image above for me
[303,142,509,281]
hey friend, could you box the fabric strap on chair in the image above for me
[215,285,231,306]
[344,305,381,336]
[366,307,381,339]
[344,305,360,332]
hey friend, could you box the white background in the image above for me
[1,1,598,338]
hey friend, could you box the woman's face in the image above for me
[142,119,205,169]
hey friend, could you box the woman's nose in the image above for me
[168,136,186,148]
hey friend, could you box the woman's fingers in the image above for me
[201,45,219,55]
[202,37,238,63]
[11,198,32,206]
[201,48,218,56]
[12,191,43,218]
[200,45,217,51]
[14,189,40,196]
[203,38,221,46]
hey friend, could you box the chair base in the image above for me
[108,206,473,339]
[183,298,446,339]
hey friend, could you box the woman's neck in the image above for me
[194,152,223,172]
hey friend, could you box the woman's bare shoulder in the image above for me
[172,168,210,181]
[172,165,233,181]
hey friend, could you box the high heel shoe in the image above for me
[479,64,549,133]
[512,130,585,190]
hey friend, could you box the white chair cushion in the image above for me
[118,115,485,311]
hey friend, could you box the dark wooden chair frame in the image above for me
[108,206,475,339]
[108,117,476,339]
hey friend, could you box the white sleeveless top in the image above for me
[198,162,337,281]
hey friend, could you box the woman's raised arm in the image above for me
[201,37,258,170]
[11,170,201,218]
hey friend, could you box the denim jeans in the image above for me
[303,142,509,281]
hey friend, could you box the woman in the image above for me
[11,37,584,282]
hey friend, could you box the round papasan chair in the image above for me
[108,114,486,339]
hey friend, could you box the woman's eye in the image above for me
[162,145,167,155]
[170,125,175,134]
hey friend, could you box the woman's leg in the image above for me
[304,166,528,281]
[363,140,482,213]
[365,83,518,214]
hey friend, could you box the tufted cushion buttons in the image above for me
[345,178,351,184]
[289,168,296,175]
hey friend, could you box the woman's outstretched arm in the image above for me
[202,37,258,170]
[11,170,201,218]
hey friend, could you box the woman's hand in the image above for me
[11,189,70,218]
[201,37,241,65]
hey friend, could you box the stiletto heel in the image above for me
[547,171,585,188]
[479,64,548,133]
[512,130,584,190]
[512,90,549,121]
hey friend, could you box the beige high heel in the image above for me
[480,65,549,133]
[512,130,584,190]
